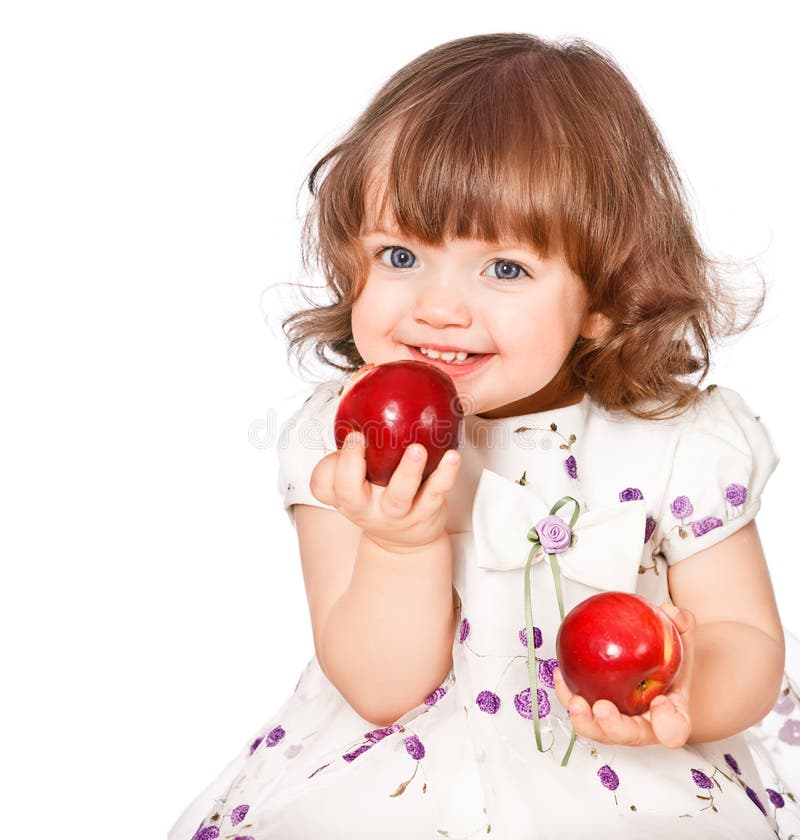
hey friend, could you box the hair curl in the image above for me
[281,32,763,419]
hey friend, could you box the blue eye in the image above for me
[378,246,416,269]
[484,260,527,281]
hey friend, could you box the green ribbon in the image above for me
[524,496,580,763]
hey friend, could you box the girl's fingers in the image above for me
[381,443,429,517]
[553,668,656,747]
[333,432,371,510]
[649,694,691,749]
[416,449,461,514]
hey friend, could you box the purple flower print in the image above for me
[519,625,543,649]
[459,617,471,643]
[725,483,748,507]
[195,829,220,840]
[424,687,446,706]
[229,805,249,826]
[265,726,285,747]
[766,788,786,808]
[343,743,373,762]
[535,515,572,554]
[365,725,400,743]
[774,694,794,715]
[284,744,303,759]
[644,516,656,544]
[724,753,741,775]
[538,658,559,689]
[597,765,620,791]
[778,719,800,745]
[619,487,644,502]
[670,496,694,520]
[691,769,714,790]
[476,690,501,714]
[691,516,723,538]
[746,786,767,816]
[404,734,425,760]
[565,455,578,479]
[248,736,263,755]
[514,687,550,719]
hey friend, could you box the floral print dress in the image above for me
[169,379,800,840]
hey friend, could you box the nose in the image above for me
[412,278,472,329]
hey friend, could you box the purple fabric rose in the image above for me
[746,786,767,816]
[538,658,559,689]
[644,516,656,544]
[476,690,501,714]
[513,687,550,719]
[265,726,285,747]
[691,516,723,537]
[725,483,748,507]
[404,734,425,760]
[424,687,446,706]
[670,496,694,519]
[230,805,249,827]
[597,765,620,791]
[766,788,786,808]
[519,625,543,649]
[459,617,471,643]
[343,743,373,762]
[691,768,713,790]
[565,455,578,479]
[535,515,572,554]
[619,487,644,502]
[724,753,741,775]
[778,719,800,745]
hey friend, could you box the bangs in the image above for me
[358,61,570,255]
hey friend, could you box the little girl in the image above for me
[170,33,800,839]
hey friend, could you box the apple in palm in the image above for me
[555,591,683,717]
[334,360,464,486]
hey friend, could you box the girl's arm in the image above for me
[296,433,462,727]
[667,520,785,743]
[554,520,785,748]
[294,504,457,726]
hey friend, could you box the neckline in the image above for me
[468,391,591,425]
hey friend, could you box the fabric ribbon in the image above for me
[471,468,647,761]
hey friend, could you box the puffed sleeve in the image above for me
[275,377,345,528]
[655,386,779,565]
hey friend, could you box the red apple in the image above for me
[334,361,464,486]
[555,591,683,717]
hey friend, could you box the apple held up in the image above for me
[555,591,684,717]
[334,360,464,486]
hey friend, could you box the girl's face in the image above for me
[351,224,604,419]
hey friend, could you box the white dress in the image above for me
[169,378,800,840]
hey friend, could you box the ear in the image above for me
[579,310,612,340]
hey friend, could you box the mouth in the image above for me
[405,345,495,377]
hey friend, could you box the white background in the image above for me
[1,2,796,837]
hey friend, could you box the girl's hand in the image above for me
[309,432,461,554]
[552,603,696,749]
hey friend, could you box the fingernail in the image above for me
[444,450,459,465]
[569,697,588,715]
[346,431,362,448]
[408,444,424,460]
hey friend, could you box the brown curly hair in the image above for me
[281,32,763,419]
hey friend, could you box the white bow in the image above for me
[472,468,645,594]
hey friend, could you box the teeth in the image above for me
[418,347,469,362]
